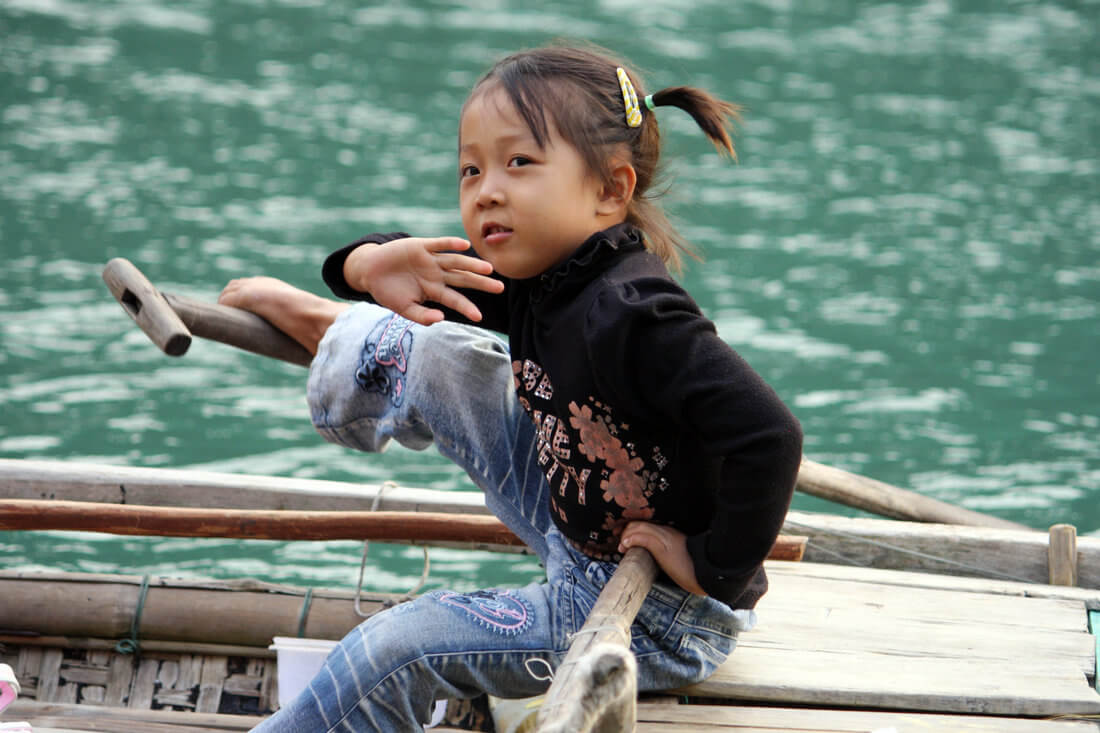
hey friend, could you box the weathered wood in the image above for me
[196,656,228,713]
[765,556,1100,607]
[8,699,259,731]
[36,649,62,702]
[163,292,313,367]
[1049,523,1079,586]
[0,498,525,545]
[0,497,805,564]
[784,510,1100,588]
[1,635,275,659]
[635,701,1099,731]
[102,258,193,357]
[795,457,1027,529]
[676,561,1100,716]
[536,547,658,733]
[0,458,489,514]
[10,460,1090,584]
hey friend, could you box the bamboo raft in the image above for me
[2,460,1099,732]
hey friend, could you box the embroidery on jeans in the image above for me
[355,314,414,406]
[437,589,533,636]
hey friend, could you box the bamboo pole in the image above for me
[0,571,386,645]
[535,547,658,733]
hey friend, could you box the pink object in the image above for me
[0,681,16,713]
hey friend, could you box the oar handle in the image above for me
[102,257,192,356]
[103,258,313,367]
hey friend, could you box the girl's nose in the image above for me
[476,171,505,207]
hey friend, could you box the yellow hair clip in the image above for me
[616,67,642,128]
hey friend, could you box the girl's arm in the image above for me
[322,233,504,326]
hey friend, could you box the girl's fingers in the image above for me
[400,302,446,327]
[443,269,505,294]
[421,237,474,254]
[435,251,495,275]
[432,288,484,322]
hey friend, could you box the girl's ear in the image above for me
[596,161,637,216]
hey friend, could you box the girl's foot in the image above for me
[218,277,348,356]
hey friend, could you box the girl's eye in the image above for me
[459,164,479,179]
[508,156,532,168]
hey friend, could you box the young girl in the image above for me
[227,43,802,732]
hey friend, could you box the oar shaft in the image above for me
[102,258,1028,530]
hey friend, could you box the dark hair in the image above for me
[463,43,740,272]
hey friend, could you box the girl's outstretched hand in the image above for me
[344,236,504,325]
[618,521,707,596]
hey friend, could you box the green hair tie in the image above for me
[644,94,657,111]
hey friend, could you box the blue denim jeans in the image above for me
[253,303,754,732]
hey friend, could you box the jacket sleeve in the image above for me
[588,279,802,608]
[320,233,512,333]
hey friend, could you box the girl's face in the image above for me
[458,88,613,280]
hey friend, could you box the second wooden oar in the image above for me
[0,499,807,561]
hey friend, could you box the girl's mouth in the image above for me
[482,224,513,245]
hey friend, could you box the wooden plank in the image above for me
[636,702,1099,731]
[104,653,133,706]
[764,558,1100,606]
[128,657,159,709]
[784,510,1100,587]
[0,633,275,659]
[763,567,1090,630]
[35,648,62,702]
[196,655,228,714]
[0,458,490,514]
[8,698,259,730]
[746,606,1095,674]
[678,642,1100,716]
[672,561,1100,716]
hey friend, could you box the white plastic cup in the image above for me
[268,637,339,709]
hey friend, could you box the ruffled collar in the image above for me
[528,223,645,304]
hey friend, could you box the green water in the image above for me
[1,0,1098,595]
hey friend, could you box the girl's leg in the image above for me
[253,582,564,733]
[218,279,553,557]
[307,302,553,560]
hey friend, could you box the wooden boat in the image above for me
[3,266,1096,729]
[1,459,1099,732]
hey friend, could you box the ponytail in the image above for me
[628,84,740,271]
[647,86,740,159]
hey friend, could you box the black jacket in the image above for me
[323,223,802,609]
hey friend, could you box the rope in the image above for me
[115,574,150,655]
[354,481,432,618]
[296,587,313,637]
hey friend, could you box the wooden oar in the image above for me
[536,547,657,733]
[103,257,312,366]
[102,258,1027,530]
[0,498,807,561]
